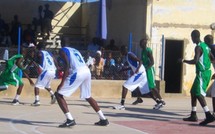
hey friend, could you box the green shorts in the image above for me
[191,69,211,97]
[146,67,156,90]
[0,70,23,89]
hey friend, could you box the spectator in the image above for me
[103,52,115,79]
[38,5,43,35]
[22,24,35,47]
[1,24,12,47]
[32,17,39,33]
[87,37,100,56]
[10,14,21,46]
[105,39,119,51]
[43,3,54,38]
[114,56,124,80]
[0,14,5,39]
[93,50,104,79]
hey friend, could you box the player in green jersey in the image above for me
[182,30,215,126]
[0,53,34,105]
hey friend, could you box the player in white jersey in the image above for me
[54,46,109,128]
[30,43,57,106]
[113,46,150,110]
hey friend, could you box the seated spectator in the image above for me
[22,24,36,47]
[105,39,119,51]
[87,37,100,57]
[103,52,115,79]
[93,50,104,79]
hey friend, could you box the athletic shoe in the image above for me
[153,102,163,110]
[31,100,40,106]
[199,112,215,126]
[50,95,56,104]
[58,119,76,128]
[132,98,143,105]
[11,99,20,105]
[183,116,198,122]
[113,105,125,110]
[161,100,166,106]
[95,119,109,126]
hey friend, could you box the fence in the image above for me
[0,44,163,80]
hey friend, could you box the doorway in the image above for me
[164,39,184,93]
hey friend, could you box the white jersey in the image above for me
[61,47,86,72]
[40,50,56,71]
[123,52,149,95]
[126,52,145,73]
[58,47,91,98]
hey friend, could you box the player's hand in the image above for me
[29,79,34,86]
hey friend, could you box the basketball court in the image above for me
[0,96,214,134]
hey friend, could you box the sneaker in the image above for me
[31,100,40,106]
[199,113,215,126]
[153,102,163,110]
[161,100,166,106]
[50,95,56,104]
[113,105,125,110]
[183,115,198,122]
[58,119,76,128]
[132,98,143,105]
[95,119,109,126]
[12,99,20,105]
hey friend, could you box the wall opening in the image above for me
[164,39,184,93]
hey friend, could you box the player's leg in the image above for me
[12,84,24,105]
[132,88,143,105]
[183,94,198,122]
[45,87,56,104]
[86,97,109,126]
[31,87,40,106]
[197,95,215,126]
[55,92,76,127]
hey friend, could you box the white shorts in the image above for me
[123,71,149,95]
[211,80,215,97]
[35,70,56,89]
[58,66,91,99]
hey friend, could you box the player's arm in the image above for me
[128,53,142,73]
[16,58,34,85]
[57,49,69,91]
[146,50,154,70]
[183,46,202,65]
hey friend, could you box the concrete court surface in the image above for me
[0,96,214,134]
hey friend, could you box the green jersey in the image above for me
[0,54,24,90]
[196,42,211,72]
[141,47,152,68]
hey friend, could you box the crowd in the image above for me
[0,3,54,48]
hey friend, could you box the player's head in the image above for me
[140,34,149,49]
[191,29,200,44]
[204,34,213,46]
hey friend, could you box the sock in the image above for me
[120,98,125,105]
[97,110,106,120]
[14,95,20,100]
[192,107,197,112]
[65,112,74,120]
[203,106,209,112]
[35,95,40,101]
[49,90,54,96]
